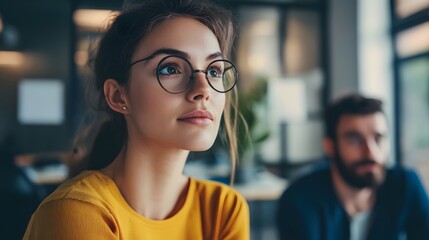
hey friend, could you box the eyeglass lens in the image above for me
[157,56,237,93]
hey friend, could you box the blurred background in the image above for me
[0,0,428,239]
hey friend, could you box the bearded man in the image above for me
[277,94,429,240]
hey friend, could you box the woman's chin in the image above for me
[182,141,215,152]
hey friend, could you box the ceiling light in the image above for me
[0,51,24,66]
[73,9,119,30]
[0,14,3,33]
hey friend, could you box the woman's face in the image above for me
[125,17,226,151]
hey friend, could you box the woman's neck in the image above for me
[101,141,190,220]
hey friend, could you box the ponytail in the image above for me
[87,120,126,170]
[69,113,127,177]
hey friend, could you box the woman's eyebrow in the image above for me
[133,49,224,65]
[207,52,223,60]
[140,48,189,61]
[130,48,189,66]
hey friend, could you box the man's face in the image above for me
[332,113,390,189]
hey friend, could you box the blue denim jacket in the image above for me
[277,165,429,240]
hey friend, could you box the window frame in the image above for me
[390,0,429,164]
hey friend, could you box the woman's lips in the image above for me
[178,117,213,125]
[178,110,214,125]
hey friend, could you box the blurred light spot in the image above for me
[396,22,429,57]
[0,51,24,66]
[0,15,3,33]
[74,50,88,67]
[73,9,119,30]
[251,20,277,36]
[247,54,268,72]
[396,0,429,18]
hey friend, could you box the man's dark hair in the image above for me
[324,94,384,139]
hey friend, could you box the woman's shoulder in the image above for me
[40,170,113,210]
[192,178,247,204]
[193,178,240,193]
[190,178,249,238]
[24,171,118,240]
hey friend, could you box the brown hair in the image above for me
[324,94,384,140]
[71,0,239,182]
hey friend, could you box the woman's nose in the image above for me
[186,71,211,101]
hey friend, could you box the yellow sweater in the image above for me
[23,171,249,240]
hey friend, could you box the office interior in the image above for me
[0,0,428,239]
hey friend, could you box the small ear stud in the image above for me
[122,106,127,110]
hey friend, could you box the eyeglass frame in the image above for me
[129,54,238,94]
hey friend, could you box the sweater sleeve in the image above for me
[23,198,119,240]
[219,191,250,240]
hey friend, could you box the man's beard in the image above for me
[333,147,386,189]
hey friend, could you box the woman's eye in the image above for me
[208,68,222,78]
[159,65,179,75]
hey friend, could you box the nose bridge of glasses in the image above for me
[190,68,210,87]
[192,69,206,75]
[190,69,208,82]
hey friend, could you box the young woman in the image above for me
[23,0,249,239]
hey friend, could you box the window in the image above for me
[395,0,429,18]
[392,0,429,188]
[400,57,429,163]
[228,1,327,176]
[396,22,429,58]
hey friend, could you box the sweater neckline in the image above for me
[88,170,195,228]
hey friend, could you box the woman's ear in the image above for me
[104,79,129,113]
[322,137,334,158]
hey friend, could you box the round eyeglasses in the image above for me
[133,55,238,94]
